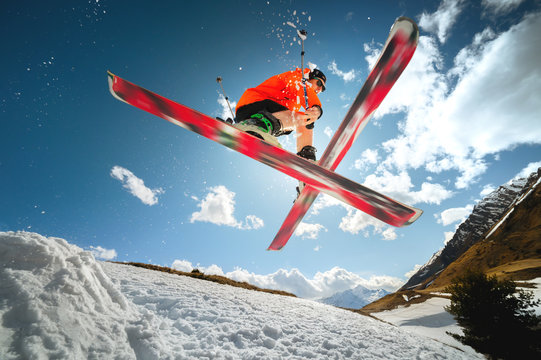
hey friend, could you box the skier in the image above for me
[233,68,326,162]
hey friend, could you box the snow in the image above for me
[485,208,514,239]
[373,297,482,357]
[518,278,541,316]
[318,285,389,309]
[0,231,479,359]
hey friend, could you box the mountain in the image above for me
[400,168,541,291]
[362,168,541,314]
[318,285,389,309]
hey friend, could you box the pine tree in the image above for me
[445,270,541,359]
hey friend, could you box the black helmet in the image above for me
[309,69,326,92]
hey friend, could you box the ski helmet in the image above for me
[309,69,326,92]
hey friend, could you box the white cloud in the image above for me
[339,208,386,237]
[419,0,465,43]
[405,264,422,279]
[374,12,541,189]
[169,260,406,298]
[382,228,397,241]
[110,166,164,206]
[436,205,474,226]
[190,185,264,230]
[327,60,357,82]
[294,222,327,239]
[514,161,541,179]
[363,171,453,205]
[201,264,225,276]
[354,149,379,170]
[171,260,224,276]
[89,245,117,260]
[311,193,344,215]
[444,231,455,245]
[217,94,236,120]
[226,266,404,299]
[480,184,496,197]
[172,259,193,272]
[311,175,449,240]
[482,0,526,16]
[323,126,334,138]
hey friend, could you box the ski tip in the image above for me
[106,70,129,104]
[394,16,420,41]
[403,208,424,226]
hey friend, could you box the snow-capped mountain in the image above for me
[401,168,541,291]
[318,285,389,309]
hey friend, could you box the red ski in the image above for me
[108,69,421,240]
[269,17,420,250]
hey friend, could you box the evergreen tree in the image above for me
[445,270,541,359]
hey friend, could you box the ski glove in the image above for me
[305,105,322,130]
[297,145,317,161]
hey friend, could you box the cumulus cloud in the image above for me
[324,126,334,138]
[339,208,387,237]
[226,266,404,299]
[294,222,327,239]
[514,161,541,179]
[171,259,224,276]
[373,12,541,190]
[480,184,496,197]
[190,185,264,230]
[89,245,117,260]
[110,166,164,206]
[171,259,193,272]
[382,228,398,241]
[419,0,465,43]
[405,264,423,279]
[444,231,455,245]
[310,191,421,241]
[353,149,379,171]
[168,260,407,298]
[328,60,357,82]
[363,171,453,205]
[436,205,474,226]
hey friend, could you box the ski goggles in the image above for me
[314,78,326,92]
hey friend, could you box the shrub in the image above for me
[445,270,540,359]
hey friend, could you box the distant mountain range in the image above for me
[317,285,389,309]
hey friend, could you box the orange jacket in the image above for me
[236,68,322,114]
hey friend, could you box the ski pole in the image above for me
[298,29,308,79]
[298,29,312,128]
[216,77,235,120]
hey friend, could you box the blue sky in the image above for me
[2,0,540,299]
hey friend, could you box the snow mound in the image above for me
[0,232,164,359]
[1,231,479,359]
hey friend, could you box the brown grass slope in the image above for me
[364,180,541,313]
[111,262,297,298]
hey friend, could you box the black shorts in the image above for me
[235,100,289,123]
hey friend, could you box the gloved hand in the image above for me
[304,106,322,129]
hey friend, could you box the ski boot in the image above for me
[234,111,283,148]
[216,116,234,124]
